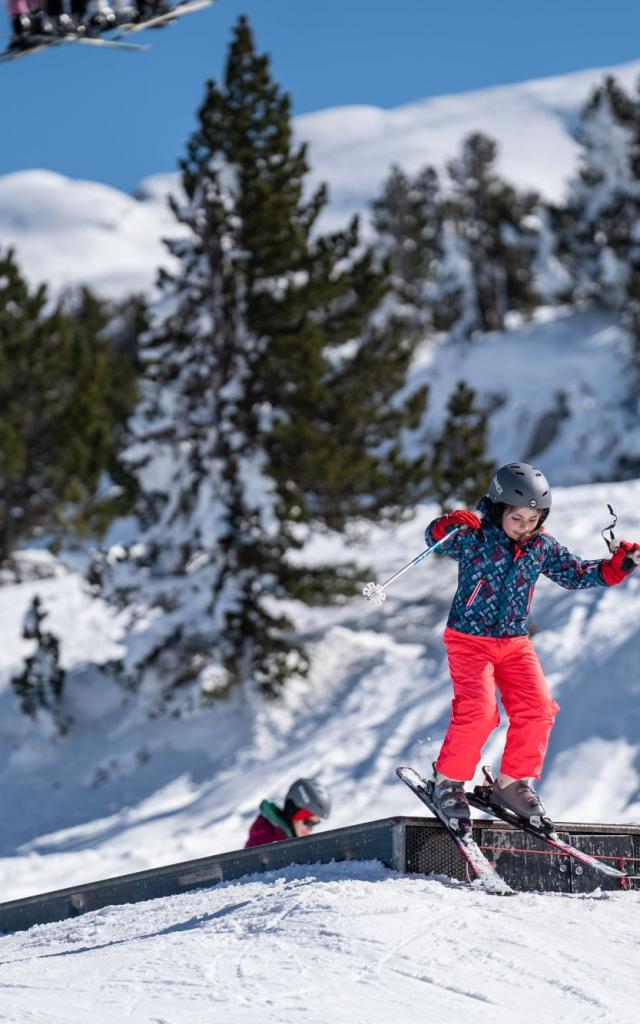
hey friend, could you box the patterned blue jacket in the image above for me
[425,497,609,638]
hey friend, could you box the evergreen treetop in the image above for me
[558,76,640,308]
[0,249,138,564]
[371,163,443,314]
[438,132,541,337]
[96,16,429,703]
[429,380,496,512]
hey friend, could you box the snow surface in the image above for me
[1,474,640,911]
[411,307,640,484]
[3,60,640,297]
[1,861,639,1024]
[0,170,184,299]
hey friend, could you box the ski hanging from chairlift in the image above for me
[0,0,214,64]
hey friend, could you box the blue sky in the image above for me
[2,0,640,192]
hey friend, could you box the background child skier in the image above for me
[425,461,639,826]
[245,777,331,848]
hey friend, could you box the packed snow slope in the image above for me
[1,470,639,903]
[1,861,638,1024]
[0,304,639,902]
[2,59,640,296]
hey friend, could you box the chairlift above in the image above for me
[1,0,213,64]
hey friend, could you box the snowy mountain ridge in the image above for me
[2,58,640,298]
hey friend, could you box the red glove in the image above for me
[600,540,640,586]
[432,509,482,541]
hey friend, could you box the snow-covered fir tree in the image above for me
[0,250,138,564]
[93,17,428,705]
[529,205,573,308]
[371,163,444,329]
[11,595,68,734]
[557,76,640,311]
[556,72,640,406]
[434,132,541,339]
[429,381,496,511]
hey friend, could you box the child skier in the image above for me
[426,461,639,825]
[245,777,331,848]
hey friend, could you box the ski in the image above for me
[396,766,515,896]
[0,32,146,63]
[72,35,148,51]
[467,768,628,882]
[1,0,212,63]
[112,0,214,40]
[0,38,50,63]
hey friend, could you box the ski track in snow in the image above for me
[0,863,638,1024]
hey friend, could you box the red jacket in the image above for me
[245,800,293,848]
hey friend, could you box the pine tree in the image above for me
[429,381,496,511]
[435,132,541,339]
[0,251,139,563]
[556,74,640,392]
[557,76,640,308]
[371,163,444,322]
[95,16,428,704]
[11,595,69,733]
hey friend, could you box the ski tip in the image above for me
[587,861,628,879]
[488,885,517,897]
[471,877,517,896]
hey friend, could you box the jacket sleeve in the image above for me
[424,517,466,562]
[540,536,608,590]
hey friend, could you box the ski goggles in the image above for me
[292,808,321,827]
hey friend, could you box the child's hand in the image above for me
[432,509,482,541]
[601,540,640,585]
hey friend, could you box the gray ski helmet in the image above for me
[285,778,331,819]
[487,462,552,511]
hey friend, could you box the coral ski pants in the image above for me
[435,627,559,782]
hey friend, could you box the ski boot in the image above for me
[469,766,557,838]
[40,0,73,34]
[87,0,117,31]
[9,13,33,48]
[113,0,137,24]
[69,0,88,33]
[29,8,56,37]
[55,12,75,33]
[137,0,173,24]
[428,771,471,834]
[490,777,549,829]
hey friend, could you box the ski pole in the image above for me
[362,526,462,605]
